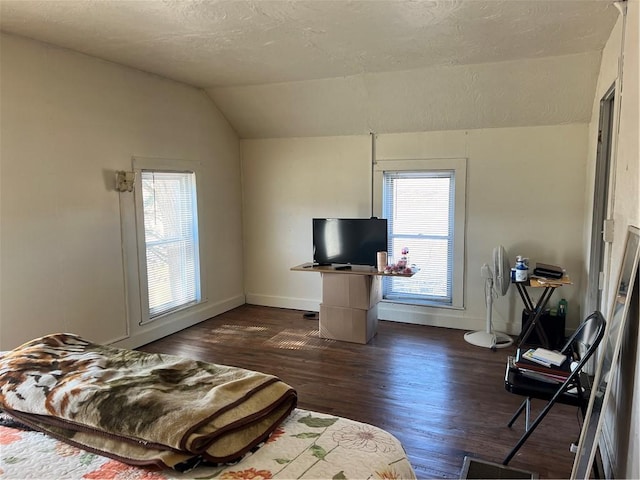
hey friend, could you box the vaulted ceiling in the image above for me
[0,0,619,138]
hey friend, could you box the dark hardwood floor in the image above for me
[139,304,582,479]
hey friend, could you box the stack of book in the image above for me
[514,347,571,383]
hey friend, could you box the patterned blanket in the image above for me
[0,409,418,479]
[0,333,297,471]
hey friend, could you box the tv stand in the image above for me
[291,263,414,344]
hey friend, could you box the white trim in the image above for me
[127,156,208,326]
[378,301,519,333]
[111,294,245,350]
[245,293,320,312]
[132,156,202,172]
[373,158,467,309]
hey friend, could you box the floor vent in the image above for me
[460,456,539,479]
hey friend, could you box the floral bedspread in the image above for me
[0,408,416,479]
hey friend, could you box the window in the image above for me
[133,158,203,324]
[374,159,466,308]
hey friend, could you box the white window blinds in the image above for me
[141,170,201,318]
[382,170,455,304]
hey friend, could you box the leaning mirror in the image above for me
[571,225,640,479]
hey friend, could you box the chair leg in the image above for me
[507,398,530,428]
[503,396,557,465]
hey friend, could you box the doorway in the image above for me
[587,83,615,314]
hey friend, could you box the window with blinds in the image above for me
[141,170,201,319]
[382,170,456,305]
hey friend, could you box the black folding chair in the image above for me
[503,310,606,465]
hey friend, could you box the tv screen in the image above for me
[313,218,388,267]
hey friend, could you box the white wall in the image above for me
[241,136,372,310]
[209,52,602,139]
[585,2,639,477]
[241,124,589,335]
[377,126,589,332]
[0,33,244,350]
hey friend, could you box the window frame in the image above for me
[132,157,206,325]
[373,158,467,309]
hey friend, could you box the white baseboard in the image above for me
[244,295,500,333]
[377,301,487,331]
[109,292,522,349]
[111,294,246,349]
[245,293,320,313]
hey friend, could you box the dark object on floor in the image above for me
[460,456,538,479]
[302,311,318,319]
[521,309,565,350]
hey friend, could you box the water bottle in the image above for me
[558,298,568,317]
[515,257,528,282]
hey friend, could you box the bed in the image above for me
[0,334,416,479]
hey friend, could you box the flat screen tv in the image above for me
[313,218,388,267]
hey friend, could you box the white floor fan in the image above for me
[464,245,514,350]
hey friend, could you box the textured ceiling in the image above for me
[0,0,620,138]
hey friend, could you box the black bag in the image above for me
[533,263,564,279]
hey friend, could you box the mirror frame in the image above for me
[571,225,640,479]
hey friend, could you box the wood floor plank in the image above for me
[139,305,582,479]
